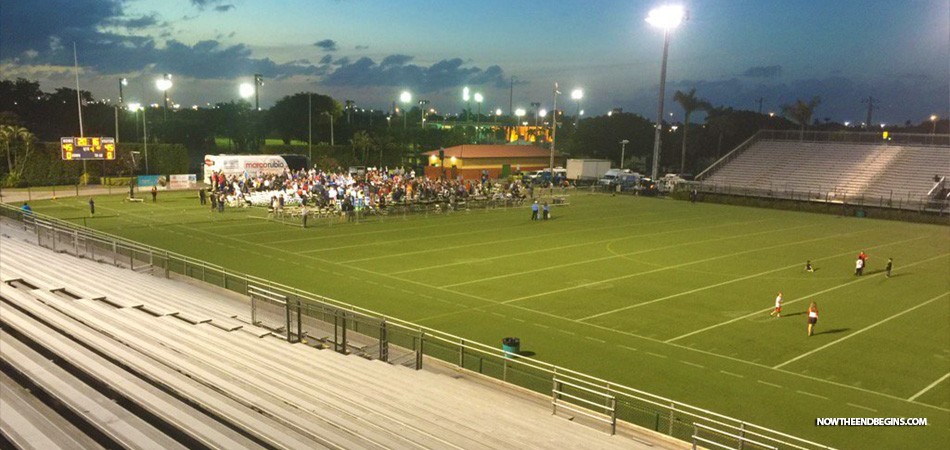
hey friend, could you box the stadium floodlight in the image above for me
[645,4,685,29]
[646,5,686,180]
[515,108,526,118]
[571,89,583,100]
[399,91,412,129]
[239,82,255,99]
[156,74,173,121]
[474,92,483,103]
[539,109,548,118]
[495,108,503,116]
[127,102,142,112]
[462,86,470,102]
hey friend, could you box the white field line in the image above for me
[773,292,948,369]
[908,372,950,402]
[268,202,657,245]
[720,370,744,378]
[578,232,921,322]
[665,249,945,344]
[301,211,717,256]
[441,219,807,288]
[502,229,888,306]
[846,403,877,413]
[396,215,768,275]
[757,380,782,388]
[338,211,734,264]
[796,390,828,400]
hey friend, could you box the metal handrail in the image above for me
[0,201,836,450]
[695,132,760,181]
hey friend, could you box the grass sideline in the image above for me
[23,191,950,449]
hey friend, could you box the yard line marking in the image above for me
[559,330,576,336]
[512,318,526,323]
[666,250,945,344]
[680,361,705,369]
[579,230,897,321]
[443,218,802,288]
[585,336,607,343]
[340,212,735,264]
[533,323,550,329]
[294,207,673,254]
[398,214,757,275]
[504,229,887,306]
[847,403,877,413]
[644,352,668,359]
[796,391,828,400]
[908,372,950,402]
[720,370,744,379]
[774,292,949,369]
[757,380,782,389]
[618,345,638,352]
[490,312,506,318]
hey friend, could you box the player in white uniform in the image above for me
[769,292,783,317]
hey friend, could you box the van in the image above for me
[598,168,633,187]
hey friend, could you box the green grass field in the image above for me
[25,192,949,449]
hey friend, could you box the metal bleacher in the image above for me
[0,234,658,449]
[700,139,950,202]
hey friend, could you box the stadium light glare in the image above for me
[495,108,503,116]
[127,102,142,111]
[400,91,412,103]
[571,89,583,100]
[646,5,685,29]
[463,86,470,102]
[539,109,548,118]
[239,82,255,99]
[515,108,526,117]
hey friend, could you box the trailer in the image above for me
[566,159,613,181]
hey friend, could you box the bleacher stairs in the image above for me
[0,234,672,449]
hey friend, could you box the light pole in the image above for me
[400,91,412,129]
[474,93,483,142]
[531,102,541,127]
[619,139,629,169]
[155,74,172,121]
[463,87,471,122]
[308,93,312,163]
[931,115,938,134]
[128,103,147,173]
[323,111,335,146]
[253,74,263,111]
[550,83,560,176]
[115,78,127,143]
[419,99,429,128]
[514,108,526,141]
[646,4,685,180]
[571,88,583,126]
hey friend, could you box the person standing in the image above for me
[542,202,550,220]
[855,257,864,276]
[88,198,95,215]
[769,292,783,317]
[805,260,814,272]
[199,188,207,205]
[531,200,539,220]
[807,302,819,337]
[151,185,158,202]
[210,191,218,211]
[885,258,893,278]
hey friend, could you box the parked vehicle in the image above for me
[567,159,612,181]
[598,168,634,187]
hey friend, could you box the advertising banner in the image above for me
[169,174,197,190]
[136,175,168,190]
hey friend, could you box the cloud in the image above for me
[355,45,369,50]
[214,5,235,13]
[321,55,512,92]
[741,65,782,78]
[314,39,338,52]
[191,0,230,10]
[105,13,160,29]
[319,55,333,64]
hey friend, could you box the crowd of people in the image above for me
[204,167,533,214]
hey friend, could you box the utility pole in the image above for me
[757,97,764,115]
[862,96,877,129]
[308,93,312,164]
[550,83,560,176]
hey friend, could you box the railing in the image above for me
[0,202,835,450]
[696,133,761,181]
[756,129,949,147]
[686,181,949,214]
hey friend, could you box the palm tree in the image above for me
[781,97,821,140]
[350,130,373,165]
[673,88,711,174]
[0,125,14,174]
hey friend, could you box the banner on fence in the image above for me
[137,175,168,190]
[169,174,197,190]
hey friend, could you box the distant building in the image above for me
[422,144,564,180]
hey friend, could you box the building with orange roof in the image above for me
[422,144,565,180]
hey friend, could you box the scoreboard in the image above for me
[61,137,116,161]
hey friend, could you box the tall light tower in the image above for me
[156,74,172,121]
[462,86,471,122]
[115,78,127,143]
[646,4,685,180]
[253,74,263,111]
[550,83,561,176]
[399,91,412,129]
[474,92,483,141]
[570,88,583,126]
[619,139,630,169]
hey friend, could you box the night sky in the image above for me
[2,0,948,124]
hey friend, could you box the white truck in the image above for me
[566,159,612,181]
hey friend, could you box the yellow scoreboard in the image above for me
[61,137,116,160]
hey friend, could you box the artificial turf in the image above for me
[24,190,949,449]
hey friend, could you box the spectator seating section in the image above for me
[702,140,950,200]
[0,235,661,450]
